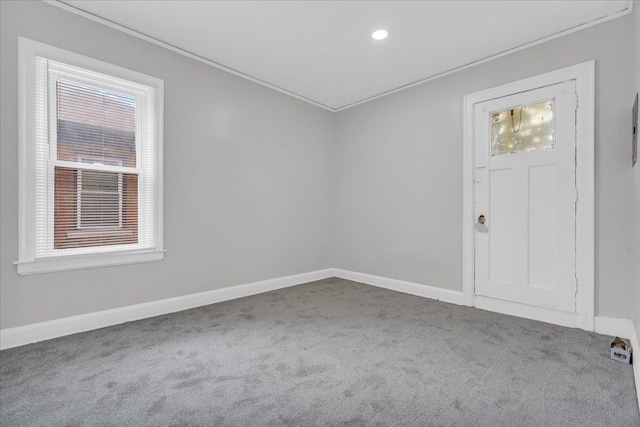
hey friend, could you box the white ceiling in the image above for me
[59,1,631,111]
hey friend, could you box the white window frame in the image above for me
[16,38,164,275]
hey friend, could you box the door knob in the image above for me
[478,215,486,224]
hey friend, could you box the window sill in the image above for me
[66,228,135,240]
[15,249,164,275]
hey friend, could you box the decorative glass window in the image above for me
[17,38,164,274]
[490,99,555,156]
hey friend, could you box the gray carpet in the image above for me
[0,278,638,426]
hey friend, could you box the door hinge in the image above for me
[574,94,579,110]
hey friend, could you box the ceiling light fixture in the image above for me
[371,30,388,40]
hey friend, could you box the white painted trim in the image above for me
[3,266,637,409]
[594,316,635,340]
[17,34,31,269]
[332,269,465,306]
[632,324,640,410]
[44,0,631,113]
[14,250,165,275]
[17,37,165,275]
[462,61,596,331]
[0,268,470,351]
[574,63,596,332]
[475,296,580,328]
[333,3,630,111]
[594,317,640,409]
[44,0,335,112]
[462,89,475,308]
[0,269,334,350]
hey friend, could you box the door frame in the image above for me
[462,61,595,331]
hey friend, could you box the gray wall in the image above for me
[1,1,637,331]
[333,12,638,319]
[633,2,640,345]
[0,1,334,329]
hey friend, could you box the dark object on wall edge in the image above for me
[632,92,638,167]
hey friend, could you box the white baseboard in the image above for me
[332,268,465,305]
[632,324,640,411]
[333,268,639,406]
[0,268,334,350]
[338,268,640,406]
[1,268,464,350]
[475,295,580,329]
[2,267,638,408]
[594,316,635,340]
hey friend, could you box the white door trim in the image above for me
[462,61,595,331]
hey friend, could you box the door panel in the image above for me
[488,167,514,284]
[474,81,576,313]
[528,163,557,289]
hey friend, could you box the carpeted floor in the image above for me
[0,278,638,426]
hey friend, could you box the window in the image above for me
[17,38,164,274]
[490,99,555,156]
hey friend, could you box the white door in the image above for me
[474,80,577,313]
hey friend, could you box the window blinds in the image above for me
[34,57,158,257]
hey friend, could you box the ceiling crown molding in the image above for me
[46,0,632,113]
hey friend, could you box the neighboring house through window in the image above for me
[17,38,164,274]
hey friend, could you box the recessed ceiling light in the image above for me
[372,30,388,40]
